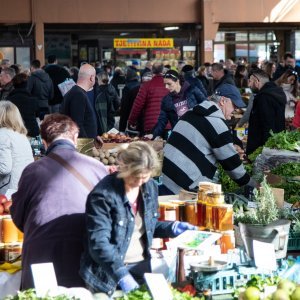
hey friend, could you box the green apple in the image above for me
[277,279,296,295]
[291,286,300,300]
[244,286,261,300]
[272,289,290,300]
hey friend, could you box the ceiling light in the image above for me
[164,26,179,31]
[120,32,130,36]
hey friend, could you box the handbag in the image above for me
[47,152,93,191]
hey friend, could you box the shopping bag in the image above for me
[58,78,76,96]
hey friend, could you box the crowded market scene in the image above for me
[0,0,300,299]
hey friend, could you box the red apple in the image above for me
[0,194,7,204]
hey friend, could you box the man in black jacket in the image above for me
[246,69,286,155]
[28,59,54,120]
[44,55,70,113]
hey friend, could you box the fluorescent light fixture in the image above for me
[164,26,179,31]
[120,32,130,36]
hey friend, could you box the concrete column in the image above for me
[34,22,45,65]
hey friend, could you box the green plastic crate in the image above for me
[287,231,300,251]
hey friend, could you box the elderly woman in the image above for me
[80,141,196,295]
[0,101,33,194]
[11,113,108,289]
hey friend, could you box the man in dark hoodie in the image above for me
[28,59,54,120]
[207,62,236,95]
[160,83,256,195]
[246,68,286,155]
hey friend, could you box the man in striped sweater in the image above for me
[160,83,257,195]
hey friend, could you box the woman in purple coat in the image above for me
[11,114,108,289]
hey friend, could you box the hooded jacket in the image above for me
[162,101,253,194]
[27,69,54,108]
[246,81,286,155]
[152,81,206,138]
[208,70,236,96]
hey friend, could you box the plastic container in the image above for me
[287,230,300,251]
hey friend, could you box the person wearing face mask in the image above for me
[148,70,206,139]
[246,69,286,155]
[275,69,299,120]
[159,84,257,195]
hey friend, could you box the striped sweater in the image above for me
[162,101,252,194]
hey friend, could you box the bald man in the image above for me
[61,64,97,138]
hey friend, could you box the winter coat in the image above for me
[45,64,70,105]
[79,173,175,294]
[0,82,14,100]
[292,102,300,128]
[0,128,33,194]
[27,69,54,108]
[10,140,108,289]
[246,82,286,155]
[61,85,97,138]
[128,75,169,133]
[152,82,205,138]
[207,71,236,95]
[95,84,120,135]
[7,87,40,137]
[119,80,140,132]
[162,101,253,194]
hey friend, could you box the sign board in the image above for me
[204,40,213,52]
[114,38,174,48]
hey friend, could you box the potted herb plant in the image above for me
[235,177,291,259]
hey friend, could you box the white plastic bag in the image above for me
[58,78,76,96]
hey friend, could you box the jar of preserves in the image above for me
[184,200,197,225]
[4,242,22,262]
[2,216,19,243]
[220,230,235,254]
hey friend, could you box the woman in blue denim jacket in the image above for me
[80,141,196,295]
[151,70,206,139]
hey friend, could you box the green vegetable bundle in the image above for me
[265,131,300,152]
[4,289,78,300]
[271,162,300,177]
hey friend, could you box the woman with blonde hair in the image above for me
[80,141,197,294]
[0,101,33,194]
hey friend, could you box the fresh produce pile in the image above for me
[4,289,78,300]
[264,131,300,152]
[235,275,300,300]
[91,147,118,165]
[271,162,300,178]
[0,194,12,215]
[116,284,203,300]
[101,133,151,143]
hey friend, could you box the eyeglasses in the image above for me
[164,73,178,81]
[290,70,298,77]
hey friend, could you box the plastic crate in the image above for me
[287,231,300,251]
[191,267,271,295]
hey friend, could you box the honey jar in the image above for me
[2,216,19,243]
[220,230,235,254]
[184,200,198,225]
[4,242,22,262]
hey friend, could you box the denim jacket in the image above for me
[79,173,175,295]
[152,83,206,138]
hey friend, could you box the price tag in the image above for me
[253,240,277,271]
[247,201,258,209]
[144,273,173,300]
[31,263,58,297]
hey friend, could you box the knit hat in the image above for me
[215,84,246,108]
[181,65,194,73]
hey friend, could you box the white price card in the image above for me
[144,273,173,300]
[31,263,58,297]
[253,240,277,271]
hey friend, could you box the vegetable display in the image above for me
[264,131,300,152]
[4,289,78,300]
[271,162,300,178]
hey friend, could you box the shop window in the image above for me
[267,32,276,41]
[235,44,248,59]
[249,43,267,63]
[183,46,196,66]
[16,47,30,69]
[0,47,14,63]
[214,44,225,62]
[235,32,247,41]
[215,32,225,42]
[249,32,266,41]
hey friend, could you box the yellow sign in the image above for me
[114,38,174,49]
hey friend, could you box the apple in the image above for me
[0,194,7,204]
[272,289,290,300]
[3,200,12,213]
[291,287,300,300]
[244,286,260,300]
[0,203,4,214]
[277,279,296,295]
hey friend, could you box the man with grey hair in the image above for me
[0,67,15,100]
[246,68,286,155]
[160,83,257,195]
[61,64,97,138]
[0,59,11,70]
[128,61,169,135]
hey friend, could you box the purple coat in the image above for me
[11,141,108,289]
